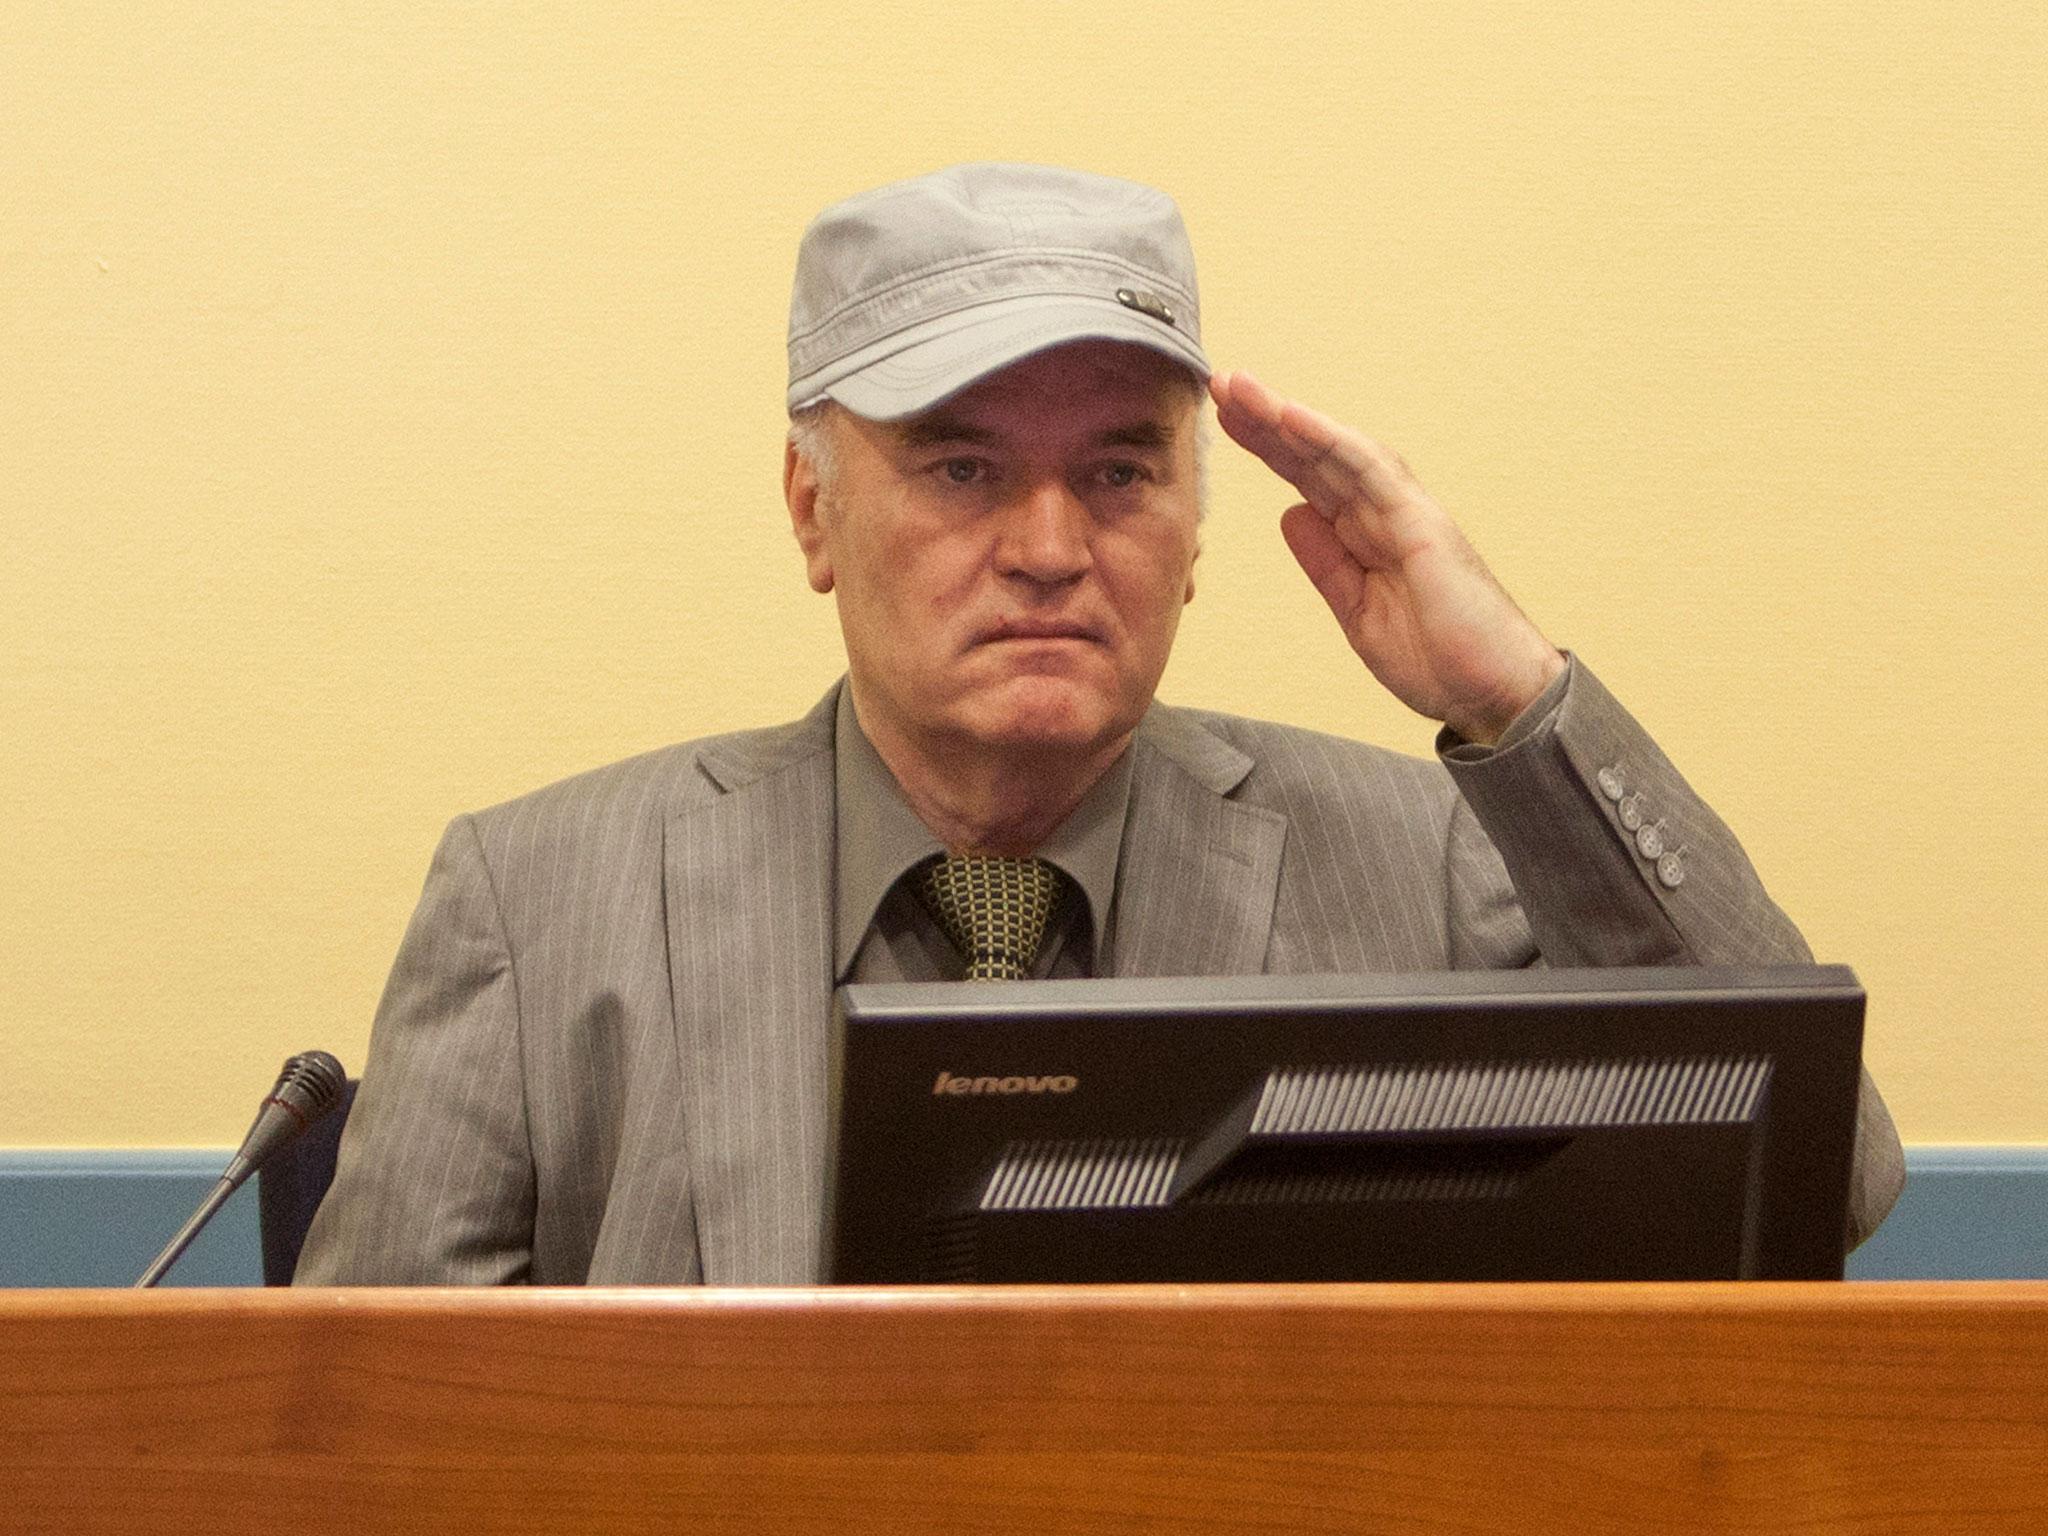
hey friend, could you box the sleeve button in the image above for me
[1657,852,1686,888]
[1618,793,1645,831]
[1597,766,1624,801]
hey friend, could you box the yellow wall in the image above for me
[4,1,2043,1146]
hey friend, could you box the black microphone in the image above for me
[136,1051,348,1288]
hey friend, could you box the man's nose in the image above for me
[997,481,1093,585]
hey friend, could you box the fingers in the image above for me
[1210,369,1324,494]
[1278,501,1369,628]
[1211,368,1421,520]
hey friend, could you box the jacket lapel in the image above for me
[664,692,837,1284]
[1112,707,1288,978]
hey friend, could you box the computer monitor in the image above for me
[824,965,1865,1283]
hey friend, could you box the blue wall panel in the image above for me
[0,1152,261,1288]
[1844,1147,2048,1280]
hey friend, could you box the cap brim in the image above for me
[788,295,1211,421]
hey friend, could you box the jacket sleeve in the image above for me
[1437,655,1905,1250]
[293,815,537,1284]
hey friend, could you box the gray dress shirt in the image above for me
[834,687,1131,983]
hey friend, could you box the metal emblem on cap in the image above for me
[1115,287,1177,326]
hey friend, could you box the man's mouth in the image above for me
[977,618,1104,645]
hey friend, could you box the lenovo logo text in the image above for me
[932,1070,1078,1098]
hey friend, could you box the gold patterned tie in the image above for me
[915,855,1069,981]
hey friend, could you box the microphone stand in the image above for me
[134,1050,347,1288]
[136,1178,240,1289]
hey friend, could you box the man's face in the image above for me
[787,339,1202,769]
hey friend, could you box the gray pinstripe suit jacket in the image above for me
[296,661,1903,1285]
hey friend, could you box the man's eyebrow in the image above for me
[892,415,1002,449]
[1095,420,1178,451]
[891,417,1180,451]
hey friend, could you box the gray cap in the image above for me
[786,162,1210,421]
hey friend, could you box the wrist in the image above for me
[1446,646,1568,747]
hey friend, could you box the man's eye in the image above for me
[1098,462,1147,489]
[940,458,986,485]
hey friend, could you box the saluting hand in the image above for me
[1210,369,1566,747]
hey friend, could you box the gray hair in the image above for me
[787,399,842,491]
[787,384,1211,517]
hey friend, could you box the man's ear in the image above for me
[1184,538,1200,605]
[784,437,835,594]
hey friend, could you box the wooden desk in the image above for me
[3,1284,2044,1533]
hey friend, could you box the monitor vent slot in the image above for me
[1251,1055,1772,1137]
[921,1211,979,1282]
[979,1137,1184,1211]
[1190,1138,1559,1205]
[1192,1168,1520,1204]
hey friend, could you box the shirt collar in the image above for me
[832,684,1134,980]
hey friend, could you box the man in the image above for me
[297,163,1902,1285]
